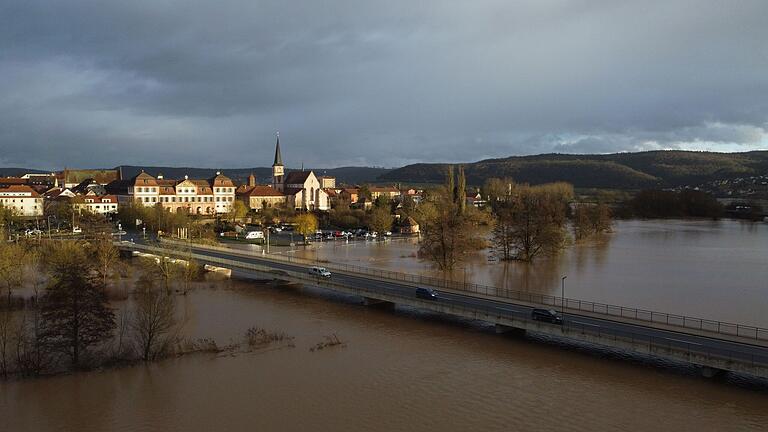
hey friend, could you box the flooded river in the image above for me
[286,219,768,327]
[2,219,768,431]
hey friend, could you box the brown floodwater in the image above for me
[282,219,768,327]
[2,219,768,431]
[2,275,768,432]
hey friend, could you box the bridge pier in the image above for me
[699,366,726,379]
[362,297,394,308]
[495,324,526,336]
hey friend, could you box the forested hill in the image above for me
[377,151,768,189]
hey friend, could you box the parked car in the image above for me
[531,308,563,325]
[24,229,42,237]
[308,266,332,278]
[415,287,438,300]
[245,230,264,240]
[72,227,82,234]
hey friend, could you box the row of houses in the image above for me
[0,136,420,218]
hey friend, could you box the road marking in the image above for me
[665,338,701,346]
[571,321,600,327]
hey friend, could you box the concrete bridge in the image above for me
[117,240,768,379]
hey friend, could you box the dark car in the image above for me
[531,308,563,325]
[415,287,438,300]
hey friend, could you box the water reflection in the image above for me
[285,220,768,326]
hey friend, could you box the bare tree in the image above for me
[91,234,120,290]
[40,242,115,368]
[139,244,181,294]
[132,275,179,361]
[0,242,27,305]
[419,168,487,270]
[492,183,574,261]
[573,202,613,240]
[0,310,11,378]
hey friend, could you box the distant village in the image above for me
[0,136,481,232]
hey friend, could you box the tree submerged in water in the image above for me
[40,242,115,369]
[418,165,488,271]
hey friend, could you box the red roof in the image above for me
[0,185,41,197]
[237,185,285,197]
[0,177,28,185]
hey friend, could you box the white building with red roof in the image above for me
[269,134,330,211]
[0,185,43,217]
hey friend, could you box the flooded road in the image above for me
[282,219,768,327]
[2,276,767,432]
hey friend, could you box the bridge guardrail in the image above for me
[144,239,768,342]
[124,241,768,373]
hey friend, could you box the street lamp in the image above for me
[561,276,567,317]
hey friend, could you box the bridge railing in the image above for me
[141,240,768,342]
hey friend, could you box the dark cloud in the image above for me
[1,0,767,169]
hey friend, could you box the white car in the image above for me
[308,266,332,278]
[72,227,82,234]
[245,230,265,240]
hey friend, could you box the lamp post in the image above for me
[47,215,53,239]
[561,276,567,317]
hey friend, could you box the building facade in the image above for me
[72,194,119,215]
[0,185,43,217]
[252,134,331,211]
[108,171,235,214]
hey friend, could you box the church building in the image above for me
[272,134,331,211]
[237,134,331,211]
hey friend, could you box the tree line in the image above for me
[416,169,613,270]
[0,237,203,379]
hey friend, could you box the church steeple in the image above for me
[273,132,283,167]
[272,132,285,191]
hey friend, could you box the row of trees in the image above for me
[416,171,614,270]
[0,238,197,379]
[117,201,217,241]
[418,166,489,270]
[618,189,723,219]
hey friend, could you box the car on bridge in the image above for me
[309,266,332,278]
[531,308,563,325]
[415,287,439,300]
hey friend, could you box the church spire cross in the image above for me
[273,131,283,167]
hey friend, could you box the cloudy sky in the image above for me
[1,1,767,170]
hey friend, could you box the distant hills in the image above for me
[378,151,768,189]
[3,151,768,189]
[0,167,50,177]
[116,165,391,186]
[0,165,390,185]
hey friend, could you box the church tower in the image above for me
[272,132,284,191]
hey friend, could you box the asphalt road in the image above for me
[132,241,768,366]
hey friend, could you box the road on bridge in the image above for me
[132,241,768,368]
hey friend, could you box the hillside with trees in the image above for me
[378,151,768,189]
